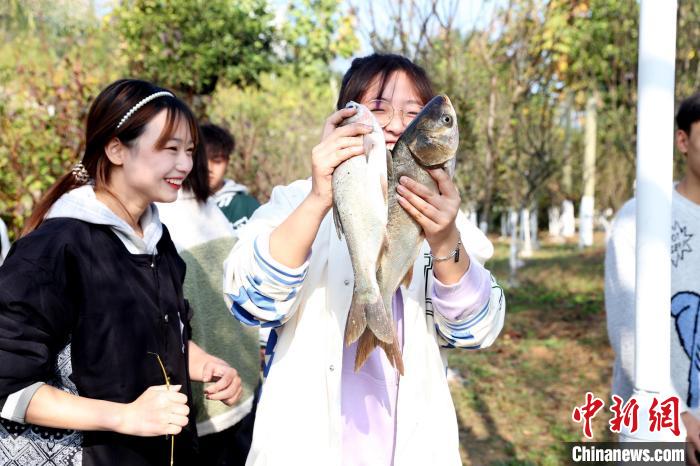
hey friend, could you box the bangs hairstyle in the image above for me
[336,53,435,110]
[23,79,208,235]
[676,92,700,135]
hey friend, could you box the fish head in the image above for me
[399,95,458,167]
[341,101,380,131]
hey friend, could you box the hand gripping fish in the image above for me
[332,102,404,374]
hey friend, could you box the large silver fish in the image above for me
[332,102,400,373]
[357,95,459,375]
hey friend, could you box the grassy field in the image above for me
[450,233,614,466]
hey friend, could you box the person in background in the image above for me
[202,123,269,360]
[605,92,700,463]
[157,132,260,465]
[0,79,241,466]
[203,123,260,235]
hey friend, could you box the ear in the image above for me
[676,129,689,155]
[104,138,128,166]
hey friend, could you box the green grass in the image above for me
[450,233,614,465]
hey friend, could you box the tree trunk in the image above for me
[520,208,533,257]
[481,74,498,232]
[579,94,598,247]
[508,208,520,285]
[548,205,562,237]
[561,199,576,237]
[530,205,539,250]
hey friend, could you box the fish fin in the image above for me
[355,330,404,376]
[332,198,343,240]
[445,157,457,178]
[380,172,388,207]
[364,137,373,163]
[354,330,378,372]
[386,149,394,182]
[365,295,394,344]
[401,267,414,288]
[408,136,455,166]
[344,292,368,345]
[379,334,405,376]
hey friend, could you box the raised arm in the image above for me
[269,106,371,267]
[224,107,372,326]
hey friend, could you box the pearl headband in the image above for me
[116,91,174,129]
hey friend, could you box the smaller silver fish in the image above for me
[332,102,399,372]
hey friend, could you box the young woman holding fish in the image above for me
[0,79,243,465]
[225,53,506,466]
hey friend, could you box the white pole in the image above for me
[622,0,679,442]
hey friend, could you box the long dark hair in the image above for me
[336,53,435,109]
[23,79,208,235]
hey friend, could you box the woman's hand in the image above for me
[200,359,243,407]
[395,168,461,254]
[309,106,373,211]
[188,341,242,406]
[395,168,469,284]
[116,384,190,436]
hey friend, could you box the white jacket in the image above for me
[224,179,506,466]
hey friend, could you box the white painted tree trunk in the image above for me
[548,205,562,237]
[500,212,508,238]
[479,220,488,234]
[578,196,595,248]
[561,199,576,237]
[508,209,520,284]
[579,94,597,247]
[520,208,533,258]
[530,207,539,250]
[598,208,614,243]
[468,210,478,226]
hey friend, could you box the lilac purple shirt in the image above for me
[340,258,492,466]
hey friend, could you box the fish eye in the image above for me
[441,115,452,126]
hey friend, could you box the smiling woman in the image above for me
[0,79,241,466]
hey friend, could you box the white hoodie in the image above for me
[45,185,163,254]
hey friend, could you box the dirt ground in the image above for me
[449,233,615,466]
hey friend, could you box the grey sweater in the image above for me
[605,188,700,417]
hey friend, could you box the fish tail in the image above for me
[365,293,394,345]
[355,330,404,376]
[344,293,369,346]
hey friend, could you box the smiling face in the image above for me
[110,109,194,208]
[359,71,425,150]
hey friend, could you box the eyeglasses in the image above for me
[365,99,424,128]
[148,352,174,466]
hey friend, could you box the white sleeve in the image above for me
[223,180,311,328]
